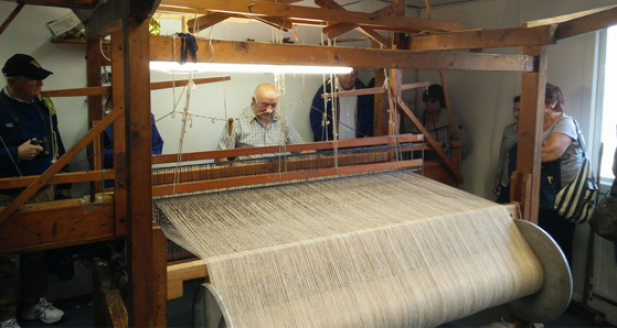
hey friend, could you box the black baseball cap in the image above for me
[2,54,53,80]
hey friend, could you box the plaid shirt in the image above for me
[216,107,304,159]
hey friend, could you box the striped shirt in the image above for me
[216,107,304,159]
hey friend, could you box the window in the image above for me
[600,25,617,184]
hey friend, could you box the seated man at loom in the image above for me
[216,83,304,159]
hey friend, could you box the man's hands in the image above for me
[18,140,43,161]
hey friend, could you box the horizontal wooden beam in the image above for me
[167,260,208,300]
[150,35,535,72]
[0,196,116,253]
[40,76,231,98]
[153,159,423,196]
[407,25,556,52]
[0,170,115,189]
[152,134,423,164]
[400,81,430,91]
[553,6,617,41]
[162,0,463,33]
[524,4,617,28]
[42,86,110,98]
[322,87,386,98]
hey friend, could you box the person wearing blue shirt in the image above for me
[0,54,66,328]
[102,113,164,170]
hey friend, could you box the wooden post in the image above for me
[389,68,402,135]
[512,46,547,223]
[87,38,104,196]
[153,225,168,327]
[372,51,388,136]
[124,15,155,327]
[111,31,128,238]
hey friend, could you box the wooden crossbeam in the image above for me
[0,108,124,226]
[153,160,423,196]
[0,170,116,189]
[400,81,430,91]
[357,26,389,47]
[150,35,535,72]
[325,23,357,39]
[407,25,557,52]
[40,77,231,98]
[315,0,390,47]
[553,6,617,41]
[162,0,463,33]
[396,97,463,182]
[152,134,423,164]
[0,3,24,37]
[321,87,386,98]
[0,196,115,253]
[185,0,304,32]
[524,4,617,28]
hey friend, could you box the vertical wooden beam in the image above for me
[513,46,547,223]
[124,15,155,327]
[389,68,402,135]
[372,42,388,136]
[111,31,128,237]
[153,225,168,327]
[87,38,104,195]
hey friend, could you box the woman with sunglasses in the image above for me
[419,84,472,160]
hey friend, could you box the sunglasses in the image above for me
[423,97,440,104]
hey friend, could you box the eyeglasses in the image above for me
[423,97,440,104]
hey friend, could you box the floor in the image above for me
[17,279,614,328]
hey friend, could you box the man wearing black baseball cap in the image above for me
[0,54,66,328]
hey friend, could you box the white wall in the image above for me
[417,0,617,303]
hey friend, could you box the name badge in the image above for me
[5,123,13,128]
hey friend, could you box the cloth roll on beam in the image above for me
[154,172,571,328]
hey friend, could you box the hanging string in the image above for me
[320,32,329,142]
[172,71,196,194]
[326,36,339,174]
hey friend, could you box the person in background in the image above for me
[309,69,373,141]
[416,84,472,160]
[103,113,163,170]
[0,54,67,328]
[538,83,584,265]
[494,96,520,203]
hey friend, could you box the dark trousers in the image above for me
[538,208,576,266]
[0,188,54,321]
[0,252,49,321]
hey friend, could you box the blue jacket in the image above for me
[103,114,164,169]
[309,79,374,142]
[0,90,69,195]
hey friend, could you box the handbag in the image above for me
[553,119,598,223]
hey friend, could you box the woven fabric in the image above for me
[155,172,543,328]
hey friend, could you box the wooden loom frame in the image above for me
[0,0,616,326]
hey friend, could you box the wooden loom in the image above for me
[0,0,616,326]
